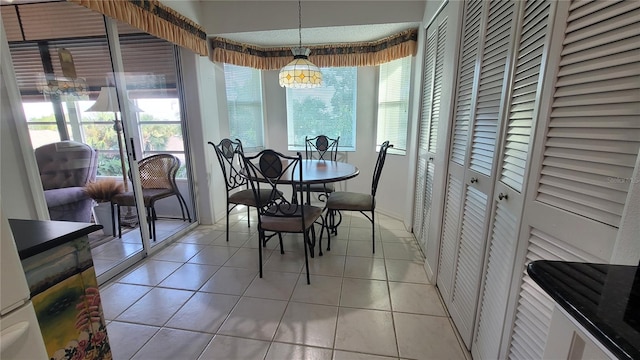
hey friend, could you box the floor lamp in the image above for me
[87,87,142,222]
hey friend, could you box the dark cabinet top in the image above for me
[528,260,640,360]
[8,219,101,260]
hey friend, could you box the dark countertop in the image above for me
[528,260,640,360]
[8,219,102,260]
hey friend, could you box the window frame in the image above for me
[376,56,412,155]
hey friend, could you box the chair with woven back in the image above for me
[241,149,325,284]
[110,153,191,240]
[326,141,393,254]
[301,135,340,202]
[209,138,278,242]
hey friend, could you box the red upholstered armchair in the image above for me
[35,141,98,222]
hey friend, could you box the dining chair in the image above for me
[301,135,340,202]
[241,149,325,284]
[326,141,393,254]
[110,153,191,240]
[209,138,278,242]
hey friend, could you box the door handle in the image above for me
[498,193,508,201]
[129,138,137,161]
[470,177,478,184]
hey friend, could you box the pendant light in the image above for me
[278,0,322,88]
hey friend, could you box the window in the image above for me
[286,67,357,151]
[224,64,265,150]
[377,56,411,155]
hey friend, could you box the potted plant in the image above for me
[84,179,124,236]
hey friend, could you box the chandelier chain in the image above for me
[298,0,302,48]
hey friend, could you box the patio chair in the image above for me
[241,149,325,284]
[110,154,191,240]
[326,141,393,254]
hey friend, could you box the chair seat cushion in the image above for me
[44,187,90,208]
[229,189,279,207]
[295,183,335,193]
[326,192,374,211]
[260,205,323,233]
[111,188,174,207]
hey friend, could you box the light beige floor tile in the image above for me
[229,221,256,233]
[199,335,270,360]
[242,234,284,250]
[348,227,375,241]
[334,308,398,357]
[91,241,143,260]
[107,321,158,360]
[385,259,430,284]
[116,287,193,326]
[244,271,300,300]
[118,259,182,286]
[389,282,446,316]
[377,216,407,230]
[225,247,272,268]
[333,350,398,360]
[263,251,305,273]
[165,292,239,333]
[131,328,212,360]
[340,278,390,310]
[101,283,152,320]
[274,302,338,348]
[159,263,219,290]
[394,312,467,360]
[344,256,387,280]
[291,275,342,306]
[381,242,423,261]
[308,255,346,277]
[379,228,414,242]
[178,230,223,244]
[199,267,257,295]
[151,243,205,262]
[211,231,252,247]
[324,239,348,256]
[188,245,239,266]
[218,297,288,340]
[266,342,333,360]
[347,240,383,258]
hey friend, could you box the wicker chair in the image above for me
[326,141,392,254]
[110,154,190,240]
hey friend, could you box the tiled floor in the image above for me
[100,208,470,360]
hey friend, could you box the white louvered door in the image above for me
[472,1,555,358]
[507,1,640,359]
[439,0,518,348]
[413,2,462,280]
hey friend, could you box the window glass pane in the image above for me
[224,64,264,150]
[286,67,357,151]
[377,56,411,155]
[23,102,61,148]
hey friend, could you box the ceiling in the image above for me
[215,22,420,47]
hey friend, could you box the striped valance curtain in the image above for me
[210,28,419,70]
[67,0,208,56]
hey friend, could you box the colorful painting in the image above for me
[24,237,111,360]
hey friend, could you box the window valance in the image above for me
[67,0,208,56]
[209,28,418,70]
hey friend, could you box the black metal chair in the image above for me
[241,149,325,284]
[300,135,340,202]
[326,141,393,254]
[111,154,191,240]
[209,138,277,242]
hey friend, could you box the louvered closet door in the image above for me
[472,1,554,359]
[507,1,640,359]
[442,0,517,349]
[414,10,448,254]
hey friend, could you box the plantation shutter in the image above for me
[412,30,436,244]
[450,186,489,345]
[437,176,463,301]
[472,1,553,358]
[535,0,640,227]
[508,229,601,360]
[451,0,483,166]
[428,21,447,155]
[469,0,515,176]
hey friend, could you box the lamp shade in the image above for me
[279,48,323,88]
[86,86,143,113]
